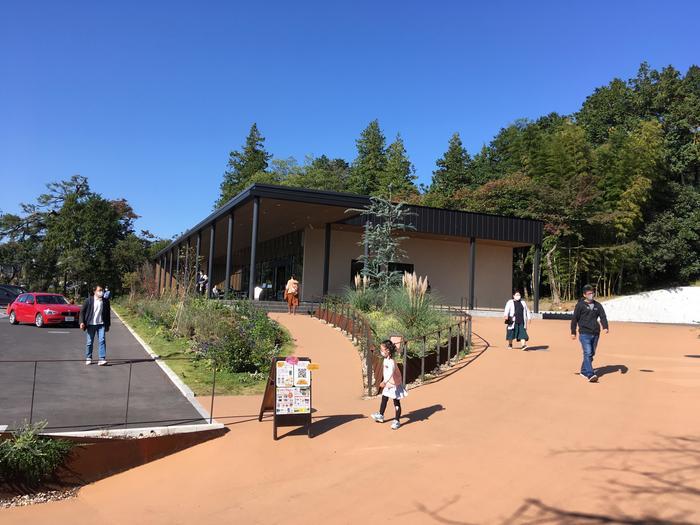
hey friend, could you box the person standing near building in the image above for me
[284,274,300,314]
[80,285,111,366]
[571,284,609,382]
[503,289,531,350]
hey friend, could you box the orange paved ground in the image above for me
[3,314,699,524]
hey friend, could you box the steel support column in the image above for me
[225,213,234,296]
[533,244,541,313]
[248,196,260,299]
[468,237,476,309]
[175,244,181,293]
[322,223,331,296]
[207,222,216,298]
[167,250,173,290]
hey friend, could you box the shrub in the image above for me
[344,287,383,313]
[122,295,288,375]
[0,422,73,487]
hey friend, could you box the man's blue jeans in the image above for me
[86,324,107,360]
[578,333,599,378]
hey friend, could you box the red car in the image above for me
[7,293,81,328]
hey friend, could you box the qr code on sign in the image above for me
[297,368,307,378]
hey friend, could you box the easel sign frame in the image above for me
[259,356,313,440]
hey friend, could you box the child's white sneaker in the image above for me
[391,420,401,430]
[370,412,384,423]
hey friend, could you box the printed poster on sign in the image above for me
[294,361,310,387]
[293,387,311,413]
[276,387,295,415]
[276,361,294,387]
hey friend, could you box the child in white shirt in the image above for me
[370,340,408,430]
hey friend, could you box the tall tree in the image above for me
[216,123,271,207]
[348,120,387,196]
[429,132,472,198]
[380,134,417,198]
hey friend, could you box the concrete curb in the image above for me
[45,422,225,439]
[112,308,214,423]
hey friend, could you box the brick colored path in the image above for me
[3,314,699,524]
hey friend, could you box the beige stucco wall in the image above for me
[301,228,513,307]
[301,226,325,301]
[473,242,513,309]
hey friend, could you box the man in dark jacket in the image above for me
[79,285,111,366]
[571,284,609,382]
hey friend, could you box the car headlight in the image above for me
[44,309,58,315]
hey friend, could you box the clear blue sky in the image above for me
[1,1,698,239]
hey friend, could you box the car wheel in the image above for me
[35,313,44,328]
[9,311,18,325]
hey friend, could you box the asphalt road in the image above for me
[0,313,205,431]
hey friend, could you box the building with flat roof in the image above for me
[153,184,544,311]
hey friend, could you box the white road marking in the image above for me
[48,331,71,334]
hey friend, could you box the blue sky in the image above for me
[1,1,698,239]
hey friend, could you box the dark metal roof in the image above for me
[340,203,543,245]
[154,184,543,259]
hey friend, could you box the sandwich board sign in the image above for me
[259,356,313,440]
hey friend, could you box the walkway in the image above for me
[2,315,699,524]
[0,315,205,431]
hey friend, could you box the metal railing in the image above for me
[311,302,481,396]
[0,356,220,432]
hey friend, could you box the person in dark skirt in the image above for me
[503,289,531,350]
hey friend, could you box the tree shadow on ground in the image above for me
[594,364,629,377]
[411,435,700,525]
[504,434,700,525]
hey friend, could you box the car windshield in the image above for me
[36,295,69,305]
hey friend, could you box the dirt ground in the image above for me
[2,314,699,524]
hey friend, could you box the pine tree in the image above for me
[348,120,387,196]
[429,133,472,196]
[380,134,417,198]
[216,123,271,207]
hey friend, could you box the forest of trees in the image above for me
[214,63,700,302]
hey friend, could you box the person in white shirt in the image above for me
[79,285,111,365]
[503,289,531,350]
[370,340,408,430]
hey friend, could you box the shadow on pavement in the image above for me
[595,364,629,377]
[403,404,445,427]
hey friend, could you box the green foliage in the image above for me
[429,132,473,198]
[345,287,383,313]
[349,196,415,303]
[124,295,288,374]
[380,134,417,198]
[386,286,449,340]
[284,155,350,192]
[0,423,73,487]
[0,175,157,297]
[639,184,700,283]
[348,119,389,196]
[216,123,272,207]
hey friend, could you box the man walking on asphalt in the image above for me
[571,284,609,382]
[80,284,111,366]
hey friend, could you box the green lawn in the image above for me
[113,304,294,396]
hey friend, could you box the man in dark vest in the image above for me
[79,284,111,366]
